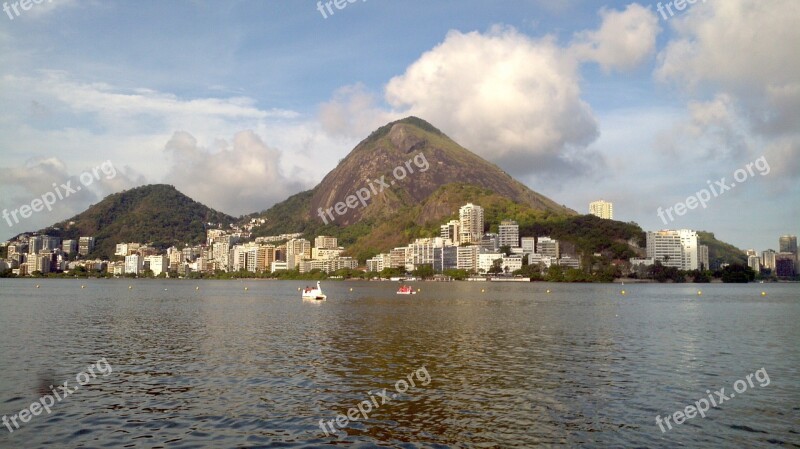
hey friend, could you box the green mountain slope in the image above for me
[36,184,235,258]
[250,117,576,255]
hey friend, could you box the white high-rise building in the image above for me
[589,200,614,219]
[536,237,560,259]
[761,249,776,271]
[144,255,167,276]
[124,254,143,275]
[440,220,461,245]
[699,245,710,270]
[678,229,699,271]
[314,236,338,249]
[748,255,761,272]
[459,203,484,244]
[498,220,519,248]
[521,237,536,255]
[646,230,698,270]
[456,245,480,272]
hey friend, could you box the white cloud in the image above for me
[383,26,600,177]
[654,0,800,183]
[656,0,800,137]
[318,83,400,139]
[571,3,661,72]
[162,130,310,216]
[0,157,144,238]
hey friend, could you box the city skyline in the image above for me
[1,1,797,253]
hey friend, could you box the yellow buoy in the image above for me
[761,291,767,297]
[697,291,702,296]
[244,287,249,291]
[620,290,626,295]
[196,286,199,290]
[81,285,85,289]
[350,288,353,291]
[481,289,485,293]
[546,289,551,294]
[36,285,40,288]
[128,285,132,289]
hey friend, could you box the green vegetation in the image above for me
[698,231,748,267]
[33,185,235,259]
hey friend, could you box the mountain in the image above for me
[698,231,748,267]
[34,184,235,258]
[250,117,577,256]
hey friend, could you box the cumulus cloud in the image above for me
[0,157,145,237]
[383,26,600,177]
[655,0,800,181]
[656,0,800,134]
[571,3,661,72]
[318,83,399,139]
[162,130,310,216]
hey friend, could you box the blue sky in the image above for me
[0,0,797,252]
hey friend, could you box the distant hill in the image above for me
[34,184,235,258]
[699,231,748,267]
[250,117,577,258]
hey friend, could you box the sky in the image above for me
[0,0,797,252]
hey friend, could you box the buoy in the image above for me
[297,287,301,291]
[697,291,702,296]
[350,288,353,292]
[81,285,85,289]
[620,290,626,295]
[164,288,168,291]
[128,285,132,289]
[244,287,249,291]
[36,285,40,288]
[546,289,551,294]
[761,291,766,297]
[481,289,485,293]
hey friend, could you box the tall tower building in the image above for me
[698,245,709,270]
[589,200,614,220]
[498,220,520,248]
[78,236,95,256]
[459,203,484,244]
[761,249,776,270]
[779,235,797,255]
[440,220,461,245]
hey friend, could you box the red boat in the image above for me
[396,285,417,295]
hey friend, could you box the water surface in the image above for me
[0,279,797,448]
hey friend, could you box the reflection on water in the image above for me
[0,279,797,448]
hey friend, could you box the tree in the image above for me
[721,264,755,283]
[488,258,503,275]
[412,264,435,279]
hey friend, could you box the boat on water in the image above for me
[301,281,327,301]
[397,285,417,295]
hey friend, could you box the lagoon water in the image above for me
[0,279,797,448]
